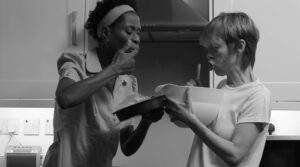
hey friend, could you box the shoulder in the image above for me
[57,52,86,69]
[248,80,271,100]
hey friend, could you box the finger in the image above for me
[121,40,132,53]
[186,79,196,86]
[185,88,192,108]
[115,118,134,130]
[196,64,201,81]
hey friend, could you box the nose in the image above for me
[131,33,140,45]
[206,52,213,60]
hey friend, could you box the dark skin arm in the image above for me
[120,109,164,156]
[56,41,137,109]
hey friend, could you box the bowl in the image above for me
[155,84,224,127]
[114,95,166,121]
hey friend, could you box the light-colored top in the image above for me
[187,79,271,167]
[45,51,138,167]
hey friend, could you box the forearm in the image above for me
[57,65,118,108]
[120,118,151,156]
[186,115,244,166]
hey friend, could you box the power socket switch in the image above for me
[23,119,40,135]
[44,119,54,135]
[0,119,19,135]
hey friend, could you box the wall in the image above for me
[134,42,210,95]
[1,108,300,167]
[0,108,54,166]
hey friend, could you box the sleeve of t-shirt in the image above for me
[237,89,271,124]
[57,52,85,82]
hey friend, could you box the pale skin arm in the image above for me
[165,88,266,166]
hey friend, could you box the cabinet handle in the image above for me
[71,11,78,46]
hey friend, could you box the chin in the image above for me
[214,70,226,76]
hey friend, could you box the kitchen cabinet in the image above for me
[260,136,300,167]
[212,0,300,110]
[0,0,87,107]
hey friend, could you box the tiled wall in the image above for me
[0,108,299,167]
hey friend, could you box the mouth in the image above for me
[125,48,134,53]
[125,47,139,53]
[208,63,214,71]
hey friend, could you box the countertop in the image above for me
[267,135,300,141]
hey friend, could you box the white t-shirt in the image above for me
[187,79,271,167]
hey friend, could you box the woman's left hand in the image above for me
[142,109,164,123]
[165,88,194,124]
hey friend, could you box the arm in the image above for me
[187,114,265,166]
[120,110,164,156]
[165,89,266,166]
[56,41,138,109]
[56,65,118,109]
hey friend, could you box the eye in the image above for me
[126,30,133,35]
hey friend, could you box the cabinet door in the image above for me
[213,0,300,109]
[0,0,86,107]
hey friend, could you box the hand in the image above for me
[165,88,194,124]
[142,109,164,123]
[112,117,135,131]
[186,79,203,87]
[186,64,203,87]
[111,40,139,75]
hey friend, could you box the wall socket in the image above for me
[0,119,19,135]
[23,119,40,135]
[44,118,53,135]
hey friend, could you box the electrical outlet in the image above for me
[23,119,40,135]
[44,118,53,135]
[0,119,19,135]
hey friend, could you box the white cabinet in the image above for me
[0,0,87,107]
[212,0,300,109]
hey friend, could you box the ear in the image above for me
[236,39,246,54]
[97,27,111,41]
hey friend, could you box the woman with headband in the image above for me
[43,0,164,167]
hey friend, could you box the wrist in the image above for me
[141,117,152,125]
[107,64,119,76]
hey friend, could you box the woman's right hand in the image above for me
[111,40,139,75]
[186,79,203,87]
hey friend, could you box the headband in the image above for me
[97,5,135,37]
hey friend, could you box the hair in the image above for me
[200,12,260,70]
[85,0,138,42]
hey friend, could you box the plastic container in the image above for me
[155,84,224,127]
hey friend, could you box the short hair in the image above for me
[200,12,260,70]
[85,0,138,42]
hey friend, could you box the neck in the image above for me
[226,66,256,87]
[96,44,116,69]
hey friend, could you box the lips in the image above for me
[125,48,134,53]
[125,47,139,53]
[208,63,214,71]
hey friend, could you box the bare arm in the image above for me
[56,41,138,109]
[186,114,265,166]
[56,65,118,109]
[120,110,164,156]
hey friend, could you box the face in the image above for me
[108,12,141,51]
[205,32,238,76]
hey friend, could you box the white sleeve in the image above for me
[237,89,271,124]
[57,53,85,82]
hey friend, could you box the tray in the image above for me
[114,95,166,121]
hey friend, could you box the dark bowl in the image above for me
[114,95,166,121]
